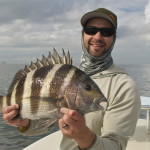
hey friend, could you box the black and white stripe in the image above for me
[30,65,55,115]
[34,64,77,118]
[20,70,36,118]
[0,64,83,119]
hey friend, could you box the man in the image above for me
[2,8,141,150]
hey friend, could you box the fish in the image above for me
[0,48,107,127]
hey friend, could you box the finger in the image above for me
[7,119,20,126]
[59,113,76,129]
[59,118,70,131]
[60,108,84,122]
[8,118,26,127]
[60,108,76,121]
[63,114,77,126]
[2,104,19,114]
[3,109,19,121]
[60,108,70,115]
[58,118,67,129]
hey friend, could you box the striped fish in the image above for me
[0,48,107,124]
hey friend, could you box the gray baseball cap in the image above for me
[81,8,117,29]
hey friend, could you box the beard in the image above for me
[84,39,107,57]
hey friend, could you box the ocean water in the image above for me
[0,64,150,150]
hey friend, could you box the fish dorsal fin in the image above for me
[8,48,72,93]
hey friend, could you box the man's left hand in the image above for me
[59,108,96,149]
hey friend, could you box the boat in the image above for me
[126,96,150,150]
[23,130,62,150]
[1,61,6,64]
[126,119,150,150]
[23,96,150,150]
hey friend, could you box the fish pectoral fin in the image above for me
[64,93,77,109]
[34,118,57,131]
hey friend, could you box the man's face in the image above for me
[82,17,115,57]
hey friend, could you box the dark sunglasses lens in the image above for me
[101,28,115,37]
[83,27,115,37]
[83,27,98,35]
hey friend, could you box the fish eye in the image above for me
[85,84,92,91]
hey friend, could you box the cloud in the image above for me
[145,0,150,24]
[0,0,74,24]
[0,0,150,65]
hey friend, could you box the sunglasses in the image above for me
[83,26,116,37]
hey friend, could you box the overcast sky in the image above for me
[0,0,150,65]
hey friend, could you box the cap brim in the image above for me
[81,12,115,28]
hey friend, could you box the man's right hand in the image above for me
[2,104,30,128]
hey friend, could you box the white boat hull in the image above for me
[23,130,63,150]
[126,119,150,150]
